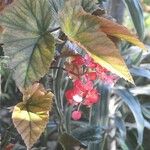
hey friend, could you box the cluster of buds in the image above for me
[64,54,117,120]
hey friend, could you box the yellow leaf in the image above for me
[59,0,134,84]
[98,17,146,50]
[12,83,54,149]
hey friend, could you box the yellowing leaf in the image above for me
[98,17,146,50]
[12,105,48,149]
[12,83,54,149]
[0,0,55,90]
[59,0,134,84]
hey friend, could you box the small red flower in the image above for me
[84,72,97,81]
[74,79,93,92]
[96,64,108,74]
[84,80,93,91]
[65,53,118,121]
[71,110,82,120]
[104,75,118,85]
[73,79,86,92]
[72,55,85,66]
[84,89,99,106]
[65,88,78,104]
[65,87,84,105]
[84,54,97,68]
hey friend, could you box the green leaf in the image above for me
[130,85,150,96]
[130,66,150,79]
[117,136,129,150]
[64,105,73,134]
[91,84,109,126]
[142,103,150,119]
[72,126,105,143]
[49,0,64,22]
[49,0,98,14]
[49,0,64,13]
[115,117,126,140]
[125,0,145,40]
[59,133,86,150]
[59,0,134,84]
[115,89,144,145]
[88,84,109,149]
[126,130,144,150]
[0,0,55,90]
[81,0,98,13]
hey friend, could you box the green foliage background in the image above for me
[0,0,150,150]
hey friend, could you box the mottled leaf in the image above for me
[0,0,55,90]
[49,0,98,14]
[12,83,54,149]
[59,0,134,83]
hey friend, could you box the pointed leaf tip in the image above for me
[98,17,146,51]
[59,0,134,84]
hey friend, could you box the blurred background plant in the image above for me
[0,0,150,150]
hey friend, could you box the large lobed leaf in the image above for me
[59,0,136,84]
[12,83,54,149]
[0,0,55,90]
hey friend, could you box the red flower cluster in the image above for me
[65,79,99,106]
[65,54,118,120]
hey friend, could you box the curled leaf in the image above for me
[12,83,54,149]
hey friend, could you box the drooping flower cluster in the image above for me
[65,54,118,120]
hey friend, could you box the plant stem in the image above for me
[48,27,60,33]
[50,66,80,78]
[108,95,117,150]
